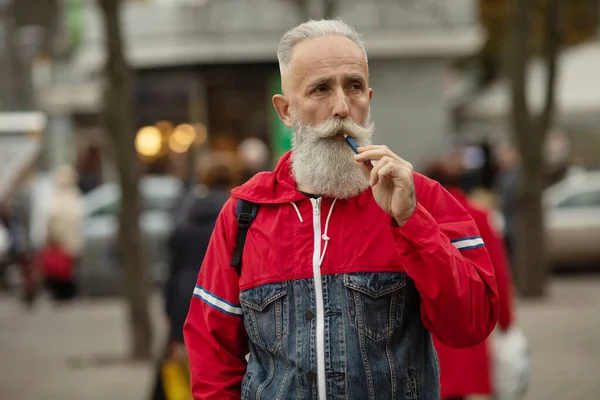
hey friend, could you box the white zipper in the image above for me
[310,197,327,400]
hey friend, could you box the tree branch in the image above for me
[537,0,561,140]
[97,0,129,89]
[508,0,534,148]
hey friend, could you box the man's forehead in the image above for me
[284,36,368,90]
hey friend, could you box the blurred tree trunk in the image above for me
[97,0,152,359]
[508,0,560,298]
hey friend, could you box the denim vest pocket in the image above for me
[343,272,406,343]
[240,282,288,351]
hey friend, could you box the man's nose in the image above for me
[331,89,350,119]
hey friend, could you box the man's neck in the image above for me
[296,182,321,198]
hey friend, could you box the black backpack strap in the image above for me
[230,199,258,274]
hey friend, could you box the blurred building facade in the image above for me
[32,0,484,177]
[458,41,600,170]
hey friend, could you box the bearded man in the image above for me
[184,19,499,400]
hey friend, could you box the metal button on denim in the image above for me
[306,371,316,381]
[305,311,315,320]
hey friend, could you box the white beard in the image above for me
[290,110,375,199]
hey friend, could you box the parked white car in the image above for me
[543,170,600,265]
[79,176,183,296]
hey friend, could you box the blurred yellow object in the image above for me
[193,123,208,145]
[135,126,163,157]
[155,120,175,135]
[173,124,197,146]
[161,358,192,400]
[169,134,190,154]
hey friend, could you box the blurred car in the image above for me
[544,170,600,265]
[79,175,183,296]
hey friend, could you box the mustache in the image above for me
[310,117,374,140]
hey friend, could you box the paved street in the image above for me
[0,294,166,400]
[518,276,600,400]
[0,276,599,400]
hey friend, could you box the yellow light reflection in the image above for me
[155,120,174,135]
[135,126,162,157]
[193,123,208,145]
[169,134,190,154]
[172,124,197,146]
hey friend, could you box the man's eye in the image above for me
[350,83,362,90]
[314,86,328,93]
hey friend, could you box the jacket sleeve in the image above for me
[391,175,499,348]
[183,198,248,399]
[476,210,514,330]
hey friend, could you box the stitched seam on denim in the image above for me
[336,278,349,400]
[343,281,404,298]
[355,290,376,400]
[241,371,252,400]
[343,273,407,298]
[408,368,420,400]
[275,300,282,341]
[242,296,288,352]
[241,290,287,311]
[246,310,265,349]
[256,352,275,400]
[275,339,290,400]
[387,292,398,400]
[323,279,331,399]
[294,282,303,400]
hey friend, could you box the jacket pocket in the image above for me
[240,282,288,351]
[344,272,406,343]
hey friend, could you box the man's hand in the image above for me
[354,145,416,226]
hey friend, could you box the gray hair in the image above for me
[277,19,368,75]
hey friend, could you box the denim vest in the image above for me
[239,272,440,399]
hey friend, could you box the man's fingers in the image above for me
[354,148,398,162]
[355,159,373,181]
[354,146,406,165]
[369,156,393,186]
[374,163,395,187]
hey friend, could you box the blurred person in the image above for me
[43,165,85,302]
[237,137,270,182]
[184,19,499,399]
[38,237,76,302]
[1,178,36,306]
[0,207,10,289]
[424,156,515,400]
[76,145,102,194]
[152,153,236,400]
[172,151,238,225]
[494,142,519,271]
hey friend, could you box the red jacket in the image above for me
[183,152,499,399]
[434,187,514,397]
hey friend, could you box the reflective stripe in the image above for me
[451,236,485,250]
[193,286,243,317]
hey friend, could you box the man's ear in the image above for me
[272,95,293,128]
[368,88,373,100]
